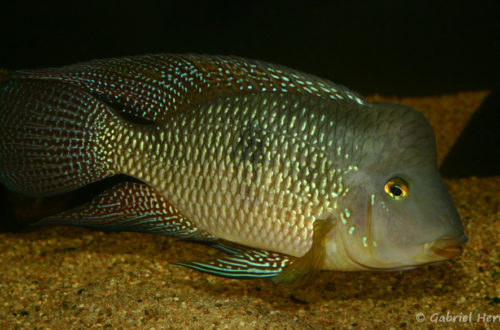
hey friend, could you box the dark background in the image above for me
[0,1,498,230]
[1,1,498,95]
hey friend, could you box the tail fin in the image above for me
[0,78,117,196]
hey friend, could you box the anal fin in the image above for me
[34,181,334,286]
[35,182,217,242]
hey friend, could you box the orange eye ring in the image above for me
[384,177,408,200]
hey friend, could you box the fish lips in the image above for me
[428,234,468,259]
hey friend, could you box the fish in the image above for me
[0,54,467,286]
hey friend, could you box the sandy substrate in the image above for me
[0,91,498,329]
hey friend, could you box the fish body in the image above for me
[0,55,466,285]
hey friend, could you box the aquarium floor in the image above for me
[0,91,498,329]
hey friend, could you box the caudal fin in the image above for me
[0,78,117,196]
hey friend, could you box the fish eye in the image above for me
[384,177,408,200]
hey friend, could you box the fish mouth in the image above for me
[428,234,468,259]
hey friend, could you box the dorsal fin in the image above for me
[13,54,365,123]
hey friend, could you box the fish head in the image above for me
[326,102,467,271]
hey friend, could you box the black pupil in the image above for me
[390,185,403,196]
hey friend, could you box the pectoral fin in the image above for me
[176,218,335,284]
[34,182,217,243]
[271,218,335,287]
[34,181,335,285]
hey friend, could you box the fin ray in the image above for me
[0,79,116,196]
[271,218,335,287]
[174,244,293,279]
[35,182,217,242]
[14,54,365,124]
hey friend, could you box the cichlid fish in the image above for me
[0,54,467,286]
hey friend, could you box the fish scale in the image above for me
[0,54,466,285]
[14,54,365,121]
[95,92,354,258]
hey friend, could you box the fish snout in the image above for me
[428,234,468,259]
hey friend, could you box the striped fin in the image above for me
[174,245,293,279]
[35,182,217,242]
[0,79,117,196]
[14,54,365,123]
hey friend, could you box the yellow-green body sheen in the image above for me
[106,94,350,258]
[0,54,466,282]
